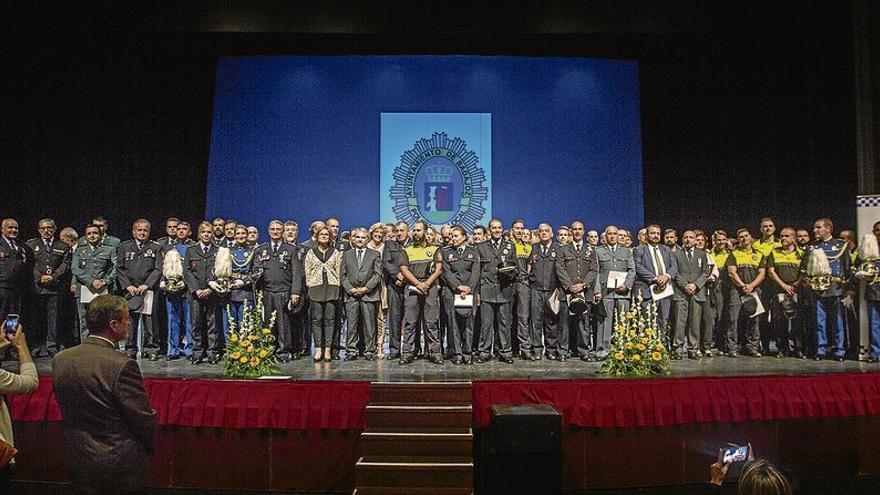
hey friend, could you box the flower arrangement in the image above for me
[224,292,280,378]
[599,297,670,376]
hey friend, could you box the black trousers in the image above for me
[478,301,511,359]
[31,293,62,351]
[126,308,158,353]
[311,299,338,349]
[512,282,531,354]
[443,290,475,359]
[529,289,555,356]
[189,295,221,359]
[265,290,294,355]
[386,284,404,358]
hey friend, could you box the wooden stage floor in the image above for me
[11,352,880,382]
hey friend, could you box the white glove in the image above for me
[208,280,221,292]
[232,279,245,289]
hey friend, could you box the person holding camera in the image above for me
[710,456,794,495]
[0,320,38,491]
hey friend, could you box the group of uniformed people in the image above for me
[1,213,879,366]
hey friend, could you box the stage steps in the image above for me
[354,382,474,495]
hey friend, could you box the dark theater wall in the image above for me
[2,1,858,239]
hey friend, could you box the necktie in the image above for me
[136,241,142,251]
[574,243,581,253]
[458,247,464,256]
[542,245,548,256]
[357,249,364,266]
[687,249,693,263]
[273,243,279,255]
[653,246,664,276]
[203,245,209,255]
[9,240,17,252]
[45,239,52,252]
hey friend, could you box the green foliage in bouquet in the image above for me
[224,292,280,378]
[599,297,670,376]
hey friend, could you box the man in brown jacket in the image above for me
[53,294,156,495]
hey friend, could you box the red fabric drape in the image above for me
[472,372,880,428]
[9,376,370,430]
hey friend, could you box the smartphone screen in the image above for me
[5,314,19,333]
[721,445,749,464]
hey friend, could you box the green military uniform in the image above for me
[72,242,117,340]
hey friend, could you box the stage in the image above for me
[13,352,880,381]
[6,355,880,493]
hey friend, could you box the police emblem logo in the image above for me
[389,132,488,231]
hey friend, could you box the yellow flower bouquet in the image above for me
[600,296,670,376]
[224,292,281,378]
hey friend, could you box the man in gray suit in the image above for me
[672,230,711,359]
[633,224,679,338]
[341,227,382,361]
[592,225,635,360]
[53,294,156,495]
[528,224,560,360]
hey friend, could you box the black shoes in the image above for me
[498,355,514,364]
[344,354,358,362]
[399,355,414,365]
[148,353,160,362]
[166,355,180,361]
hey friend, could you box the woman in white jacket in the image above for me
[0,322,38,491]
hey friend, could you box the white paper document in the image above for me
[650,283,674,301]
[80,285,108,303]
[606,271,628,289]
[136,290,154,315]
[454,294,474,308]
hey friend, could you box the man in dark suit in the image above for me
[441,225,480,364]
[672,230,711,359]
[0,218,35,324]
[184,222,222,364]
[529,223,561,360]
[341,227,382,361]
[555,221,599,361]
[116,219,162,360]
[475,218,516,363]
[53,294,156,495]
[26,218,71,356]
[254,220,303,362]
[633,224,679,337]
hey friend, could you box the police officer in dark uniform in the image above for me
[475,218,516,363]
[528,223,561,360]
[555,221,599,361]
[383,221,410,360]
[766,227,806,358]
[800,217,851,362]
[27,218,70,356]
[440,225,480,365]
[725,228,766,357]
[184,221,223,364]
[0,218,34,325]
[510,219,534,360]
[116,219,162,360]
[399,221,444,365]
[254,220,303,362]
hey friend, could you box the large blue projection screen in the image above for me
[207,55,643,235]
